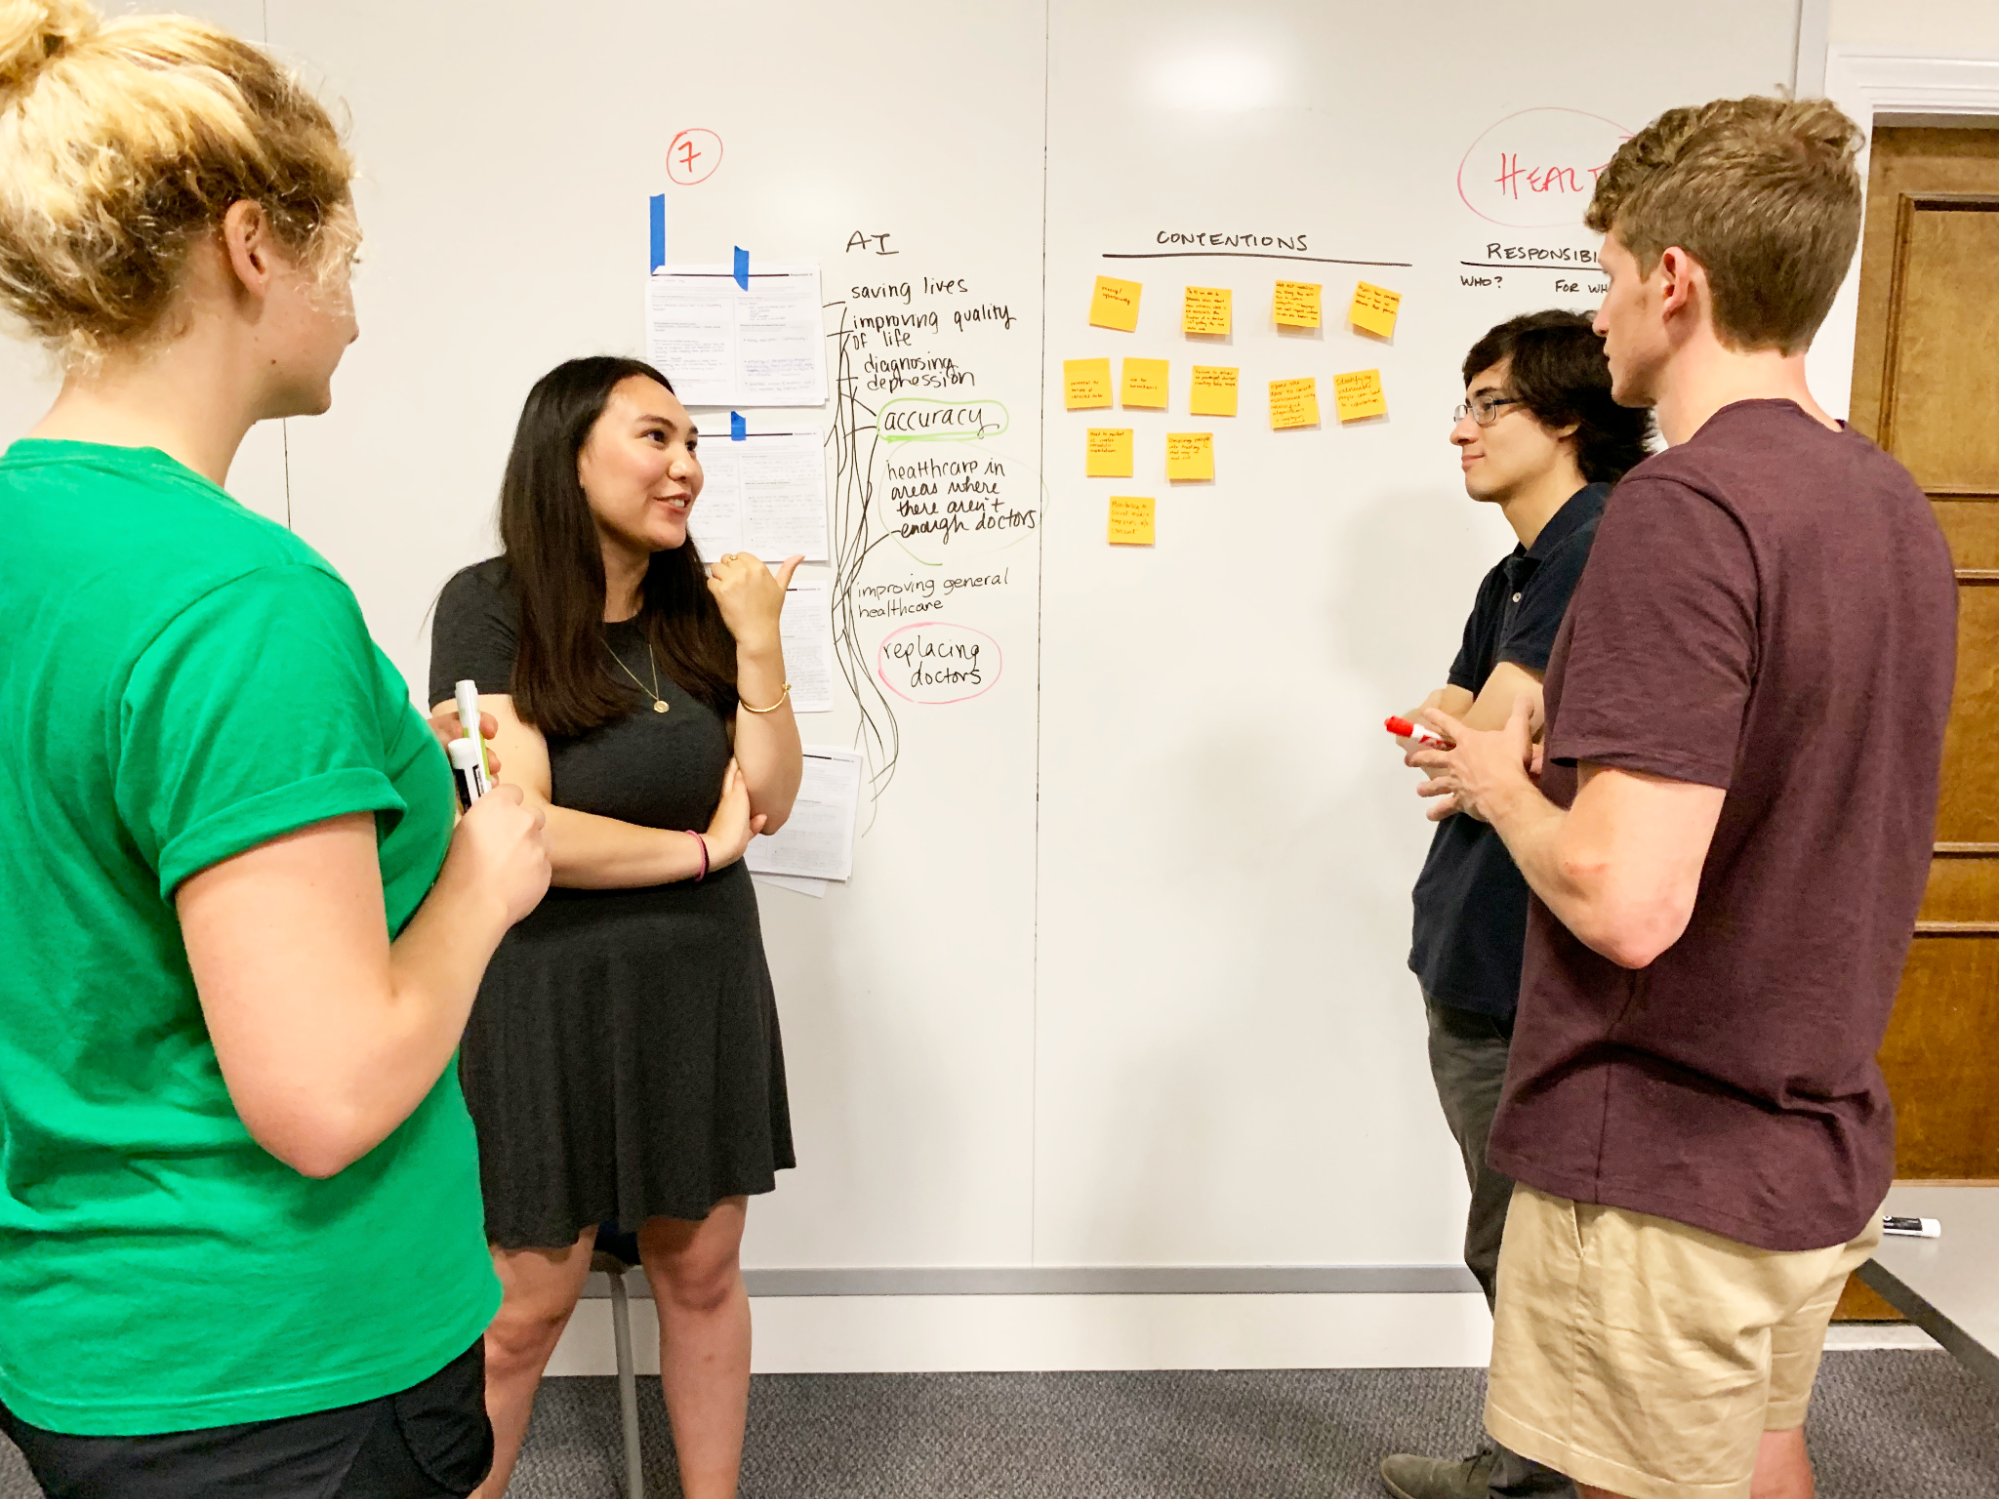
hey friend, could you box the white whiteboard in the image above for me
[0,1,1797,1278]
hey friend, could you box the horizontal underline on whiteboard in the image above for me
[1458,261,1602,271]
[584,1265,1479,1298]
[1103,251,1412,266]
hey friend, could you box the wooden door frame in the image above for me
[1807,47,1999,422]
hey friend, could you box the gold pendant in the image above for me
[653,700,669,714]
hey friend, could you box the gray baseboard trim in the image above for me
[582,1264,1480,1299]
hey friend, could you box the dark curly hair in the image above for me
[1462,310,1654,484]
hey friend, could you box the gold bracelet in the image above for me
[740,683,790,714]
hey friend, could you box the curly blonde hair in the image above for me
[1585,96,1864,355]
[0,0,356,366]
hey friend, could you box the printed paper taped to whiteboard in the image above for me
[644,264,827,407]
[687,428,829,562]
[779,580,835,714]
[746,747,862,881]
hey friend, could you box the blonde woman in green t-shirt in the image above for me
[0,2,550,1494]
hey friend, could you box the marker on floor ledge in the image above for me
[1882,1216,1942,1238]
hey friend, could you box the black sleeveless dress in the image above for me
[429,558,793,1248]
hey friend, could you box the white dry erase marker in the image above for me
[452,679,491,802]
[448,738,488,808]
[1882,1215,1942,1238]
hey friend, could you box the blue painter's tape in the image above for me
[733,245,749,290]
[649,195,666,273]
[730,411,746,441]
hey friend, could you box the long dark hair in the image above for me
[498,356,739,736]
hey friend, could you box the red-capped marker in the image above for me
[1386,715,1454,749]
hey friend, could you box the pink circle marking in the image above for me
[875,621,1003,706]
[1456,107,1629,228]
[667,128,724,186]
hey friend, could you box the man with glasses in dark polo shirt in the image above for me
[1382,312,1650,1500]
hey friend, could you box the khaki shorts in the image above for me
[1484,1184,1882,1499]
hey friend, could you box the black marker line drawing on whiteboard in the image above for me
[826,300,905,818]
[823,280,1043,824]
[1104,250,1413,266]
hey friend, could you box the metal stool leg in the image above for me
[607,1268,644,1499]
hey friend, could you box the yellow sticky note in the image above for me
[1108,495,1155,546]
[1166,432,1214,481]
[1334,368,1388,422]
[1274,280,1322,328]
[1064,358,1112,410]
[1190,365,1239,417]
[1121,358,1169,409]
[1269,378,1320,430]
[1349,282,1402,338]
[1089,275,1142,332]
[1183,286,1232,336]
[1086,427,1134,477]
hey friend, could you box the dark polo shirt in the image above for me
[1488,401,1957,1252]
[1408,483,1607,1021]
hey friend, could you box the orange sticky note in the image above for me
[1348,282,1402,338]
[1121,358,1169,409]
[1064,358,1112,410]
[1108,495,1155,546]
[1089,275,1142,332]
[1190,365,1239,417]
[1269,377,1320,429]
[1274,280,1322,328]
[1183,286,1232,336]
[1334,368,1388,421]
[1086,427,1134,477]
[1166,432,1214,481]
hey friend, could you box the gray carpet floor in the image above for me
[3,1352,1995,1496]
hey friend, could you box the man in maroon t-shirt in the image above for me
[1409,98,1956,1499]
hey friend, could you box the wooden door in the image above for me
[1838,125,1999,1319]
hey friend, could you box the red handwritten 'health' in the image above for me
[1493,152,1604,199]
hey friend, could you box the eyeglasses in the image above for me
[1453,396,1523,426]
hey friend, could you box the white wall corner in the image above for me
[1794,0,1832,96]
[1810,48,1999,421]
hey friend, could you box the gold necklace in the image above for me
[609,638,669,713]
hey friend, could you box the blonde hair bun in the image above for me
[0,0,354,365]
[0,0,98,106]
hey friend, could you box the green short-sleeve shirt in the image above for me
[0,440,498,1435]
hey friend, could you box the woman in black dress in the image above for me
[429,357,803,1498]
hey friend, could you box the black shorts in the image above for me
[0,1340,491,1499]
